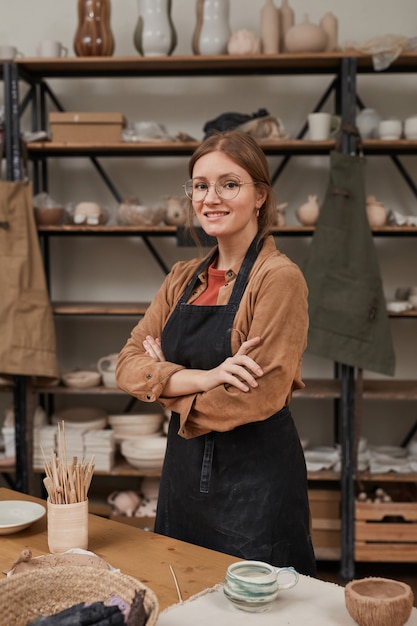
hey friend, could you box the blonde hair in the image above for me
[186,130,276,247]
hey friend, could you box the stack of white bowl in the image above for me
[121,435,167,470]
[108,413,164,442]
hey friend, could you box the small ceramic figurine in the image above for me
[73,201,102,225]
[296,195,320,225]
[273,202,287,227]
[163,195,188,226]
[227,29,259,55]
[107,490,141,517]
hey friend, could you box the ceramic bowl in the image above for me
[62,370,101,389]
[34,206,65,226]
[345,577,414,626]
[378,119,402,140]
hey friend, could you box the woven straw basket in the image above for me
[0,565,159,626]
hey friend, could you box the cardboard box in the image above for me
[49,112,126,143]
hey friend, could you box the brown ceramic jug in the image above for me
[74,0,115,57]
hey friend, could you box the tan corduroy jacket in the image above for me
[116,236,308,439]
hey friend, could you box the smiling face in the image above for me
[191,151,267,246]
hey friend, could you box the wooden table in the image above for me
[0,487,237,611]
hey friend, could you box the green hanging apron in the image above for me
[303,150,395,376]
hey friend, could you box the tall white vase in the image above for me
[134,0,177,57]
[197,0,231,55]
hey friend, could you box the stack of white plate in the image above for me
[121,435,167,470]
[84,429,115,471]
[108,413,164,442]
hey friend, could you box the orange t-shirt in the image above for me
[193,263,226,305]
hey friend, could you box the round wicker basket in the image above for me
[0,565,159,626]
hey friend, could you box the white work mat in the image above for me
[158,575,417,626]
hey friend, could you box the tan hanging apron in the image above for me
[0,177,58,378]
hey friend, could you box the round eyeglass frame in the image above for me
[183,177,259,201]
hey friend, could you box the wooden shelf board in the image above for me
[27,139,338,157]
[362,380,417,400]
[356,471,417,483]
[293,379,341,399]
[52,301,149,316]
[34,384,125,394]
[12,52,417,79]
[28,138,417,159]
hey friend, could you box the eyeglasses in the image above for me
[183,175,259,201]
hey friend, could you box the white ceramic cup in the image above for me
[308,112,332,141]
[0,45,23,60]
[378,119,402,140]
[404,116,417,139]
[37,40,68,58]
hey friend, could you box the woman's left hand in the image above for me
[143,335,166,361]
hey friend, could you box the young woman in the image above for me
[116,131,316,576]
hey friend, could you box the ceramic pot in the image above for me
[195,0,231,55]
[279,0,294,52]
[285,14,327,54]
[366,195,387,227]
[47,499,89,553]
[320,12,338,52]
[74,0,115,57]
[296,195,320,226]
[134,0,177,57]
[260,0,280,54]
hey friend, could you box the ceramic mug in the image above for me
[308,112,332,140]
[224,560,299,613]
[97,353,118,388]
[37,40,68,58]
[0,45,23,60]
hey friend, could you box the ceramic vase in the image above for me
[285,14,327,54]
[134,0,177,57]
[279,0,294,52]
[320,12,338,52]
[47,499,89,554]
[366,195,387,227]
[260,0,280,54]
[74,0,115,57]
[194,0,231,56]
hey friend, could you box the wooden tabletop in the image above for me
[0,487,238,611]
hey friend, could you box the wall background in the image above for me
[1,0,416,451]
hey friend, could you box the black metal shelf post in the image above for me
[3,61,32,494]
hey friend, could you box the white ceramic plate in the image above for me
[0,500,46,535]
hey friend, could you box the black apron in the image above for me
[155,237,316,576]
